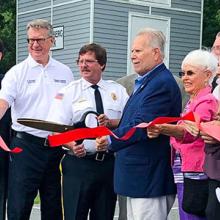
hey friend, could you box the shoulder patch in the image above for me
[107,80,117,84]
[55,93,64,100]
[65,79,80,88]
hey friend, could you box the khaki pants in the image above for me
[127,194,175,220]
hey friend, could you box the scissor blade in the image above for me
[17,118,74,133]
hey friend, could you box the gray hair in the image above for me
[137,27,166,58]
[181,49,218,85]
[26,19,54,37]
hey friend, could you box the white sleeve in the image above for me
[213,85,220,101]
[0,67,17,106]
[83,140,97,154]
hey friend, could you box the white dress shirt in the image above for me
[47,78,129,153]
[213,84,220,100]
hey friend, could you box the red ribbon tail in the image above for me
[0,136,23,153]
[11,147,23,153]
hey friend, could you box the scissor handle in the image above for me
[73,111,100,129]
[73,111,100,145]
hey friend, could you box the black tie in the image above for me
[91,85,104,114]
[91,84,106,161]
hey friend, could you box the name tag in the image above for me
[54,79,66,84]
[74,98,92,111]
[27,79,36,84]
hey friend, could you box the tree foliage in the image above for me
[203,0,220,48]
[0,0,16,73]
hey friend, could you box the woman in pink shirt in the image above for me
[147,49,219,220]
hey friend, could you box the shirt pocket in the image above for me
[73,99,93,112]
[72,99,96,127]
[105,103,122,119]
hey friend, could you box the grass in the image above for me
[34,194,40,204]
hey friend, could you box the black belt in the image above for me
[67,151,114,162]
[15,131,49,147]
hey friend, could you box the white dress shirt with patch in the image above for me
[47,77,129,153]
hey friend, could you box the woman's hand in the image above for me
[183,120,200,137]
[214,111,220,121]
[200,132,219,144]
[200,121,220,144]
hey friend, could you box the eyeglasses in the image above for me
[27,36,51,45]
[179,70,196,78]
[76,59,98,66]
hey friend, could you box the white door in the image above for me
[127,13,170,74]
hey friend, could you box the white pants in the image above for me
[127,194,175,220]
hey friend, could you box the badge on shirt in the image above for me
[111,92,117,101]
[76,97,88,104]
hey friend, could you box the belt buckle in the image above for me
[44,138,49,147]
[95,152,105,161]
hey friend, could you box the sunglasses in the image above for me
[179,70,195,78]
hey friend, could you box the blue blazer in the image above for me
[109,63,182,198]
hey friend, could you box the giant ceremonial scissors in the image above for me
[17,111,100,133]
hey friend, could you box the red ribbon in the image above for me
[48,111,195,147]
[0,136,22,153]
[3,110,220,153]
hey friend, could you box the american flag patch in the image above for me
[55,93,64,100]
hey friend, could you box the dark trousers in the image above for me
[206,179,220,220]
[0,107,11,220]
[0,151,8,220]
[62,154,117,220]
[176,182,206,220]
[7,135,63,220]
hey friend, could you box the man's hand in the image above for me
[96,136,109,151]
[65,141,86,157]
[0,99,9,120]
[97,114,120,129]
[147,125,161,138]
[97,114,109,127]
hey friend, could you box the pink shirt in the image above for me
[170,86,218,172]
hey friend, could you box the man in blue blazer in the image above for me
[96,28,182,219]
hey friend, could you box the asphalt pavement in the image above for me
[30,198,179,220]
